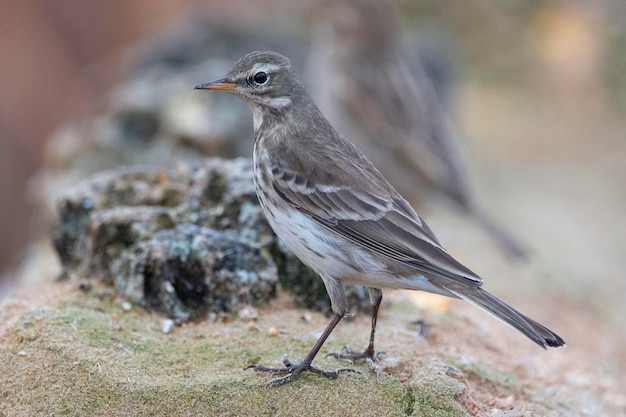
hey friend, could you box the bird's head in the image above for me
[195,51,299,111]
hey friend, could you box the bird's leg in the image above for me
[247,313,358,387]
[327,288,385,363]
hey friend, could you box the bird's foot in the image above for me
[246,358,358,387]
[326,345,385,363]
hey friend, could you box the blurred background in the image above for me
[1,0,625,337]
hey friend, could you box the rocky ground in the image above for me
[0,273,623,416]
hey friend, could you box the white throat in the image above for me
[248,96,292,133]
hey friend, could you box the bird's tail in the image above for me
[445,286,565,349]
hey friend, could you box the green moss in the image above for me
[2,284,612,416]
[449,356,520,390]
[1,292,413,416]
[405,361,467,417]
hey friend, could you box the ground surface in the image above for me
[0,276,623,416]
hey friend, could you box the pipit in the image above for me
[307,0,527,259]
[195,51,564,387]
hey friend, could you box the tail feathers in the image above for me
[446,286,565,349]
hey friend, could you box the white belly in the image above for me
[252,147,452,296]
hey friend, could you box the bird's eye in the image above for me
[253,71,268,85]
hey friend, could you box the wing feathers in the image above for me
[271,163,482,285]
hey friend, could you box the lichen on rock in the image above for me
[52,157,370,320]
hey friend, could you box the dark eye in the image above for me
[253,71,268,85]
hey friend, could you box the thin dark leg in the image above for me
[364,291,382,357]
[247,313,358,387]
[327,290,385,362]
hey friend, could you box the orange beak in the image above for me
[194,79,236,91]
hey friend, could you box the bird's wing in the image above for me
[271,163,482,285]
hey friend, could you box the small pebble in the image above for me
[17,351,27,356]
[111,313,120,322]
[162,319,174,334]
[267,327,278,337]
[122,302,132,312]
[247,320,258,331]
[300,314,312,324]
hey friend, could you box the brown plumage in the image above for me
[195,50,564,387]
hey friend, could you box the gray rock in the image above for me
[112,224,276,321]
[52,158,370,319]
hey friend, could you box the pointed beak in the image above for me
[194,78,236,91]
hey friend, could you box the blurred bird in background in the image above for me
[307,0,527,260]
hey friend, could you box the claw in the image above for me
[326,345,385,363]
[247,357,359,387]
[365,357,382,378]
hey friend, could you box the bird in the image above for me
[306,0,528,259]
[195,50,565,387]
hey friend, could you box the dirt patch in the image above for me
[1,282,623,416]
